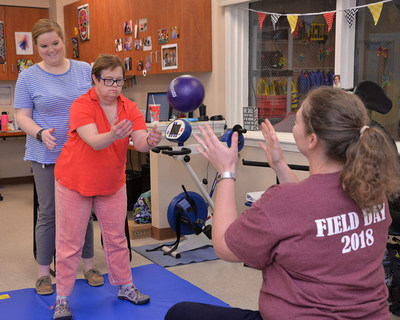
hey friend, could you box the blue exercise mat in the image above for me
[0,264,229,320]
[133,244,219,267]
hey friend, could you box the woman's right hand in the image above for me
[110,117,133,140]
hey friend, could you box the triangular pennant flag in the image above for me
[368,3,383,25]
[258,12,266,30]
[344,8,358,28]
[323,12,335,32]
[271,13,281,31]
[303,15,314,33]
[287,15,298,34]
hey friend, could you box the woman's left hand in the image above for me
[193,123,238,173]
[147,125,162,147]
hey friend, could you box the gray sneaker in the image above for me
[52,299,72,320]
[118,285,150,305]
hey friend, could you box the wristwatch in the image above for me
[36,129,45,141]
[216,171,236,183]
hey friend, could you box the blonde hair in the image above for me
[91,54,125,85]
[32,19,64,45]
[302,86,400,209]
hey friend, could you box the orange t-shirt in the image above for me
[55,88,147,196]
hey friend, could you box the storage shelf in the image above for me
[253,69,293,77]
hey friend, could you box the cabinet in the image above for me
[63,0,212,76]
[0,6,49,81]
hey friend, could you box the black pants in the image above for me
[165,302,263,320]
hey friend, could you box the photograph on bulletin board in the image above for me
[139,18,147,32]
[161,44,178,70]
[143,36,152,51]
[124,37,132,51]
[78,4,90,41]
[124,20,132,34]
[158,28,169,44]
[134,39,142,51]
[115,38,123,52]
[125,57,132,71]
[15,32,33,55]
[171,26,180,39]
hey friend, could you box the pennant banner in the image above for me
[344,8,358,28]
[368,2,383,25]
[271,13,281,31]
[287,15,298,34]
[258,12,266,30]
[303,15,314,33]
[323,12,335,32]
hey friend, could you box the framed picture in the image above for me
[161,44,178,70]
[15,32,33,55]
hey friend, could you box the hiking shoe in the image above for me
[52,299,72,320]
[35,276,54,295]
[84,268,104,287]
[118,285,150,305]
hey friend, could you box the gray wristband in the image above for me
[216,171,236,183]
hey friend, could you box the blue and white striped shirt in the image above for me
[14,59,92,164]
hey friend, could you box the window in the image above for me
[354,0,400,140]
[248,0,336,132]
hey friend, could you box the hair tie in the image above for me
[360,125,369,137]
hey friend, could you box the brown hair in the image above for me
[91,54,125,85]
[32,19,64,45]
[302,86,400,209]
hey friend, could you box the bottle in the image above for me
[1,112,8,131]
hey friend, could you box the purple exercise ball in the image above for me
[167,75,205,113]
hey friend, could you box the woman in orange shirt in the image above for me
[53,54,162,320]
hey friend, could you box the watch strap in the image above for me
[36,129,45,141]
[216,171,236,183]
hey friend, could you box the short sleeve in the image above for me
[14,70,34,109]
[69,95,96,132]
[225,185,283,270]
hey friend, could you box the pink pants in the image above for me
[55,181,132,296]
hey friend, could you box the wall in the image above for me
[0,0,225,179]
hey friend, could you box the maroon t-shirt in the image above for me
[225,172,390,319]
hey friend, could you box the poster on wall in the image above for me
[72,37,79,58]
[17,59,33,74]
[78,4,90,41]
[161,44,178,70]
[0,22,5,63]
[158,28,169,44]
[15,32,33,55]
[139,18,147,32]
[124,20,132,34]
[143,36,152,51]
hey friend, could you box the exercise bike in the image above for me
[148,119,246,258]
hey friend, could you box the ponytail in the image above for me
[340,126,400,209]
[303,87,400,210]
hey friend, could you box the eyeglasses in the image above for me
[97,76,126,87]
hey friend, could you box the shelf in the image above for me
[253,69,293,77]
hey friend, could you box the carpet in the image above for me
[133,243,219,268]
[0,264,229,320]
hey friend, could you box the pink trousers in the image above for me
[55,181,132,296]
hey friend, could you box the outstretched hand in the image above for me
[147,124,162,146]
[193,123,238,173]
[110,117,133,140]
[259,119,285,171]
